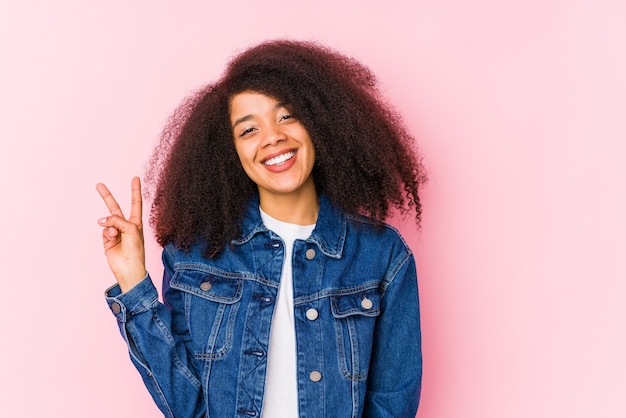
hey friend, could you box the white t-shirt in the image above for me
[260,208,315,417]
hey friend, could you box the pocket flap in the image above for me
[170,268,243,304]
[331,288,380,318]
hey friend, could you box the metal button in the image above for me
[111,302,121,314]
[361,297,373,310]
[306,308,319,321]
[305,248,316,260]
[309,371,322,382]
[245,350,264,358]
[200,281,212,291]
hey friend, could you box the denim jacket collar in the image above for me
[231,194,346,259]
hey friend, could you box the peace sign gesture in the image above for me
[96,177,147,293]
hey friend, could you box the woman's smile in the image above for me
[262,149,297,172]
[263,149,296,166]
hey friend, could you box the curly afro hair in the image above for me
[146,39,426,257]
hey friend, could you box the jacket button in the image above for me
[309,371,322,382]
[200,281,212,291]
[361,297,373,310]
[111,302,121,314]
[306,308,319,321]
[305,248,316,260]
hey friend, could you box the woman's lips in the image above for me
[261,149,297,173]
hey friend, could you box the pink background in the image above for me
[1,1,625,417]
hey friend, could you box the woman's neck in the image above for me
[258,184,319,225]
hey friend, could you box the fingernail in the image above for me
[98,217,107,224]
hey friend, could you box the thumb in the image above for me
[98,215,141,239]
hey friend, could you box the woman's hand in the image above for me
[96,177,147,293]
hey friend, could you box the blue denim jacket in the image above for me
[105,196,422,417]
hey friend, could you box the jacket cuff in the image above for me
[104,273,157,323]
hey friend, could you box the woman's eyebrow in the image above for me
[232,114,253,130]
[231,102,290,129]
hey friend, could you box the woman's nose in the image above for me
[261,125,287,147]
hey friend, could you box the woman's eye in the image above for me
[279,114,294,122]
[240,127,255,137]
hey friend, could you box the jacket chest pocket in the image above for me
[330,288,380,381]
[170,268,244,361]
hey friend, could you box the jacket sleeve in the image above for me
[363,252,422,417]
[104,250,205,418]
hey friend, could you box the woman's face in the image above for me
[230,91,316,203]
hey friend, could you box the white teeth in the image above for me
[263,151,295,166]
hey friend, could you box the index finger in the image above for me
[128,176,143,227]
[96,182,125,218]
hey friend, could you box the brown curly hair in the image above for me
[146,39,426,257]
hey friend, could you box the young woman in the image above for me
[97,40,425,418]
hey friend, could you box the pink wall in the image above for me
[1,1,624,417]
